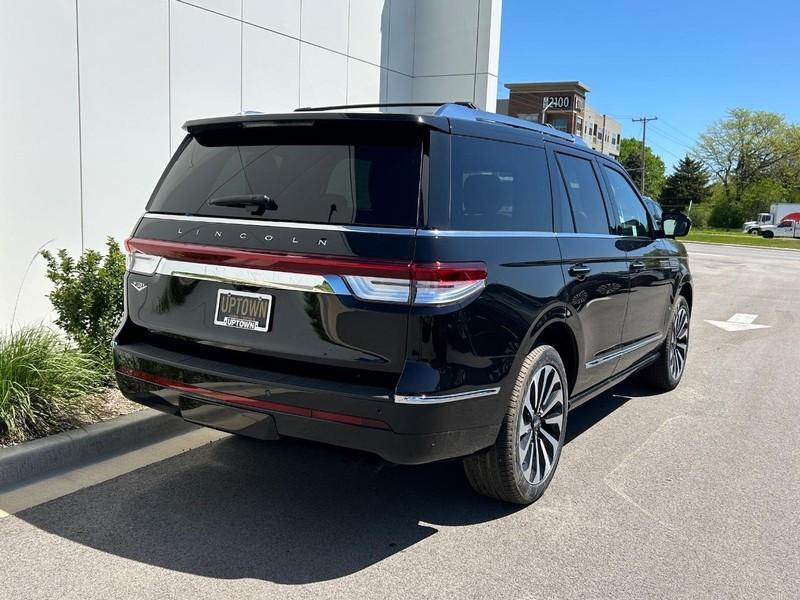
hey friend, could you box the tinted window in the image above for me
[555,154,610,234]
[603,166,650,237]
[148,131,421,227]
[446,137,552,231]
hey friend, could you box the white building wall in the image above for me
[412,0,500,111]
[0,1,83,329]
[0,0,501,329]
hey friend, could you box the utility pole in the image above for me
[601,114,607,153]
[631,116,657,192]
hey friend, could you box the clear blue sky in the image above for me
[497,0,800,172]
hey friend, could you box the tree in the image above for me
[618,137,666,198]
[660,155,710,210]
[694,108,800,205]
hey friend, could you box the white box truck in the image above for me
[743,203,800,233]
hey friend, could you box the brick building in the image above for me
[499,81,622,158]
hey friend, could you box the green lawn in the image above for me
[686,228,800,249]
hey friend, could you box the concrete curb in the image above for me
[0,409,197,490]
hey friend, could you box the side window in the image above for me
[449,137,552,231]
[603,166,651,237]
[555,153,610,234]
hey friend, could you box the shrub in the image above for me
[0,326,103,443]
[41,238,125,374]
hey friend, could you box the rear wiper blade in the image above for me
[208,194,278,215]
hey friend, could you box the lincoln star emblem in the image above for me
[130,281,147,292]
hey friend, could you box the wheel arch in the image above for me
[528,320,579,395]
[679,279,693,311]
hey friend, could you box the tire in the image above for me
[640,295,690,391]
[463,345,568,505]
[763,230,774,239]
[749,228,760,235]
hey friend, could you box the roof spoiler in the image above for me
[182,102,587,146]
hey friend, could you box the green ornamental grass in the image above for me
[0,326,103,443]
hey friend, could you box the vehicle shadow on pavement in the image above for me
[16,380,663,584]
[15,433,519,584]
[565,380,663,444]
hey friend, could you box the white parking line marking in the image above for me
[705,313,771,331]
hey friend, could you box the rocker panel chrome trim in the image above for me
[585,333,663,369]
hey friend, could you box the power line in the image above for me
[658,119,697,145]
[647,138,684,162]
[632,116,657,190]
[648,124,695,151]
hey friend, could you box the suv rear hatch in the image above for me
[125,117,428,379]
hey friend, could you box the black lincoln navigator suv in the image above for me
[114,103,692,504]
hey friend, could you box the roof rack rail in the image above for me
[434,103,581,144]
[294,101,477,112]
[290,101,587,146]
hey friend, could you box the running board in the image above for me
[568,352,660,411]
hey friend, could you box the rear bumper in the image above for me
[113,341,502,464]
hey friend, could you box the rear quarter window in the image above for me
[435,136,552,232]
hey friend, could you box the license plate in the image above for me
[213,289,273,332]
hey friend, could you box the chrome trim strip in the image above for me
[585,333,663,369]
[140,214,591,239]
[142,213,417,235]
[394,387,501,404]
[154,258,351,295]
[416,229,557,238]
[555,233,624,239]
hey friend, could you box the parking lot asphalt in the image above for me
[1,242,798,600]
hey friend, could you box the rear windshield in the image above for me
[147,126,423,227]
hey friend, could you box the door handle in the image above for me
[630,260,646,272]
[568,264,591,278]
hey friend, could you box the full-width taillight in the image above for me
[342,262,487,305]
[124,238,486,306]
